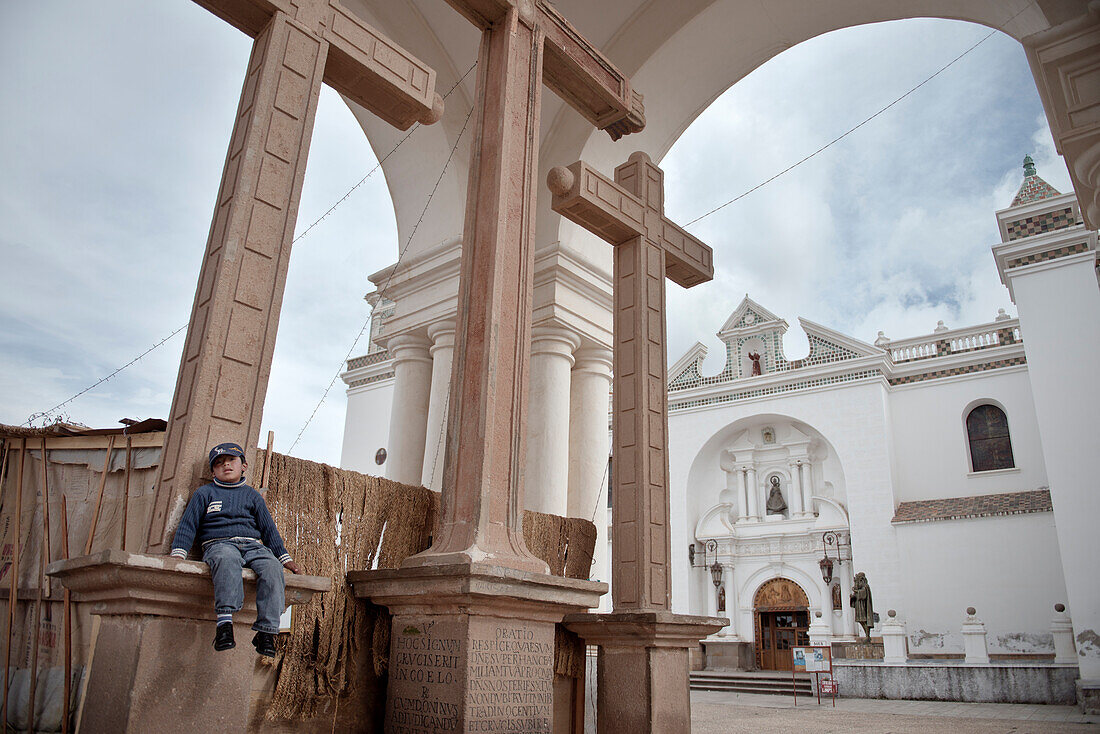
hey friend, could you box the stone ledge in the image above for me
[564,610,728,648]
[348,561,606,618]
[46,549,330,621]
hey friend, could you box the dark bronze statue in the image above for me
[851,572,874,640]
[765,476,787,515]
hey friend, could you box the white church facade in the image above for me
[341,158,1099,699]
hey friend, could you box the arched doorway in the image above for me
[753,578,810,671]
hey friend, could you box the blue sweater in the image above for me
[170,480,292,564]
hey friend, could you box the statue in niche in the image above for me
[717,586,726,613]
[748,351,763,376]
[765,476,787,515]
[851,572,875,640]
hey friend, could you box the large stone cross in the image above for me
[548,152,713,609]
[410,0,644,572]
[147,0,443,550]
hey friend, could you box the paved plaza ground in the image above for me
[689,690,1100,733]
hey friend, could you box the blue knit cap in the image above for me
[208,442,246,469]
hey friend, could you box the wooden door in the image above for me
[759,611,810,670]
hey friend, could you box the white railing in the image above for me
[884,319,1021,363]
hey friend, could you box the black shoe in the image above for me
[252,631,277,658]
[213,623,235,651]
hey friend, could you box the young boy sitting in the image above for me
[169,442,302,656]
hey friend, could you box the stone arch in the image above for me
[752,577,811,670]
[754,577,810,610]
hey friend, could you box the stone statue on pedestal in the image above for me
[851,572,874,640]
[765,476,787,516]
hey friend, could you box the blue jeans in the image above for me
[202,538,286,634]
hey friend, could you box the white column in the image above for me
[881,611,907,664]
[839,564,856,640]
[525,326,580,515]
[788,462,804,517]
[736,467,749,522]
[705,572,719,619]
[421,320,455,490]
[1052,603,1077,664]
[385,333,433,485]
[800,462,813,516]
[962,607,990,664]
[567,346,613,590]
[719,562,737,638]
[745,466,759,520]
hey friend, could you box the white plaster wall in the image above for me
[1010,255,1100,678]
[895,512,1067,655]
[887,368,1048,503]
[340,377,395,475]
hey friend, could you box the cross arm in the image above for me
[192,0,290,37]
[547,162,714,288]
[538,3,645,140]
[547,161,646,246]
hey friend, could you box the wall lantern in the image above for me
[819,530,841,584]
[710,560,723,589]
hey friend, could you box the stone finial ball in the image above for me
[420,93,445,125]
[1055,603,1066,613]
[888,609,896,618]
[815,611,822,618]
[547,166,575,196]
[966,606,976,616]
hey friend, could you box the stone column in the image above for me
[736,467,749,522]
[788,462,804,517]
[720,562,737,638]
[421,321,456,490]
[745,466,759,521]
[568,346,613,587]
[48,551,328,733]
[808,610,831,647]
[962,607,990,664]
[800,461,814,516]
[526,326,580,515]
[385,333,433,486]
[705,571,719,619]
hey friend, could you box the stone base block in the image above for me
[1077,679,1100,714]
[46,550,330,733]
[349,561,606,733]
[564,611,726,734]
[702,639,754,670]
[833,660,1079,704]
[82,615,257,732]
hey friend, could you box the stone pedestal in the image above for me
[349,562,605,733]
[962,608,990,665]
[880,610,907,664]
[564,612,726,734]
[808,611,832,648]
[46,550,329,733]
[1052,603,1077,665]
[701,639,754,671]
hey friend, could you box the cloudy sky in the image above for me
[0,3,1074,466]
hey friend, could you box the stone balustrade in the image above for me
[883,319,1021,363]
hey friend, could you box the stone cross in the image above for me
[409,0,644,573]
[146,0,443,551]
[548,152,713,609]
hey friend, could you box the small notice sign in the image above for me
[791,646,831,672]
[819,679,837,694]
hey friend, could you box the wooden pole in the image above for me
[3,438,26,728]
[84,436,115,555]
[121,436,132,552]
[40,438,51,597]
[27,532,45,732]
[260,430,274,491]
[60,495,71,734]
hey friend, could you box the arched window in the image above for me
[966,404,1015,472]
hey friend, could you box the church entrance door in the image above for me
[753,577,811,670]
[758,610,810,670]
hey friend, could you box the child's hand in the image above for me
[283,560,303,574]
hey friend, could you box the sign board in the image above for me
[791,646,831,673]
[819,679,837,695]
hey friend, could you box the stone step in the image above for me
[691,671,814,696]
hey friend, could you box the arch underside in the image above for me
[336,0,1080,273]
